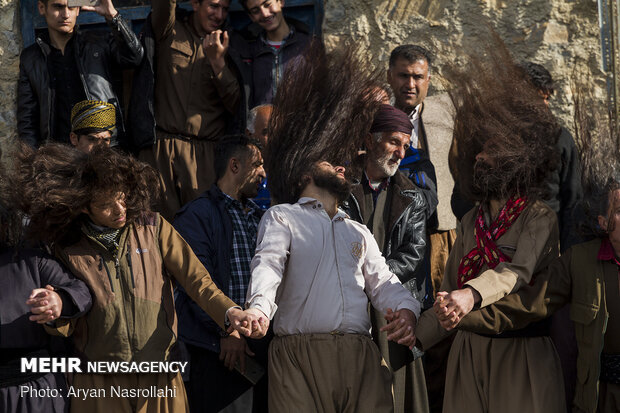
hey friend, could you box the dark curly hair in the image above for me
[520,61,554,97]
[13,143,159,246]
[447,32,560,203]
[265,41,382,204]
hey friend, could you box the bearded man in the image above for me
[342,104,434,413]
[243,43,420,412]
[413,36,566,413]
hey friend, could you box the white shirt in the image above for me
[246,198,420,336]
[408,104,422,148]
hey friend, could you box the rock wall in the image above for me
[323,0,606,129]
[0,0,607,145]
[0,0,19,151]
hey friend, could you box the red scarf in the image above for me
[457,196,528,288]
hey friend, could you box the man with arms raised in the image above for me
[139,0,242,220]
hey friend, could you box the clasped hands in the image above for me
[227,307,270,339]
[27,285,63,324]
[434,287,481,331]
[381,308,417,349]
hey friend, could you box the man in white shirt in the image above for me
[245,159,420,412]
[241,40,420,413]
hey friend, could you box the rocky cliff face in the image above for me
[0,0,606,148]
[323,0,606,130]
[0,0,19,150]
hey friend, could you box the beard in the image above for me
[471,159,508,201]
[370,150,400,178]
[312,166,352,204]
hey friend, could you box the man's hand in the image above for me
[227,307,269,339]
[81,0,118,20]
[381,308,417,349]
[203,30,229,77]
[434,288,481,330]
[26,285,63,324]
[220,330,255,373]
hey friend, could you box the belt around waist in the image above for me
[475,317,552,339]
[155,127,217,142]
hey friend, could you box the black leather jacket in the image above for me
[342,172,434,304]
[17,15,143,147]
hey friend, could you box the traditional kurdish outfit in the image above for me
[458,237,620,413]
[416,198,566,413]
[246,198,420,413]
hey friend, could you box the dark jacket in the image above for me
[0,247,91,351]
[546,126,583,252]
[17,16,143,148]
[127,11,250,152]
[232,18,312,108]
[342,172,433,306]
[172,185,264,352]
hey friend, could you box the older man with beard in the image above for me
[343,104,435,413]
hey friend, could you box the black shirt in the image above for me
[48,36,86,143]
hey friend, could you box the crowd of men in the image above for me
[2,0,617,413]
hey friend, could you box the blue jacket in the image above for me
[172,185,263,352]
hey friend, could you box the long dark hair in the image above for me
[447,31,560,203]
[265,41,383,204]
[0,147,24,249]
[14,144,159,246]
[573,88,620,238]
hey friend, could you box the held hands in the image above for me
[81,0,118,20]
[381,308,417,349]
[434,287,481,331]
[203,30,229,77]
[26,285,63,324]
[220,330,255,374]
[227,307,270,339]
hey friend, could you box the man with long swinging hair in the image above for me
[244,43,420,412]
[12,144,266,413]
[413,35,566,413]
[452,96,620,413]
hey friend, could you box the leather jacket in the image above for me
[17,15,143,148]
[342,172,433,304]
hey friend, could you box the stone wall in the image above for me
[0,0,19,151]
[0,0,606,145]
[323,0,606,130]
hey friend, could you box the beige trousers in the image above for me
[139,135,216,221]
[70,372,188,413]
[443,331,566,413]
[268,333,394,413]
